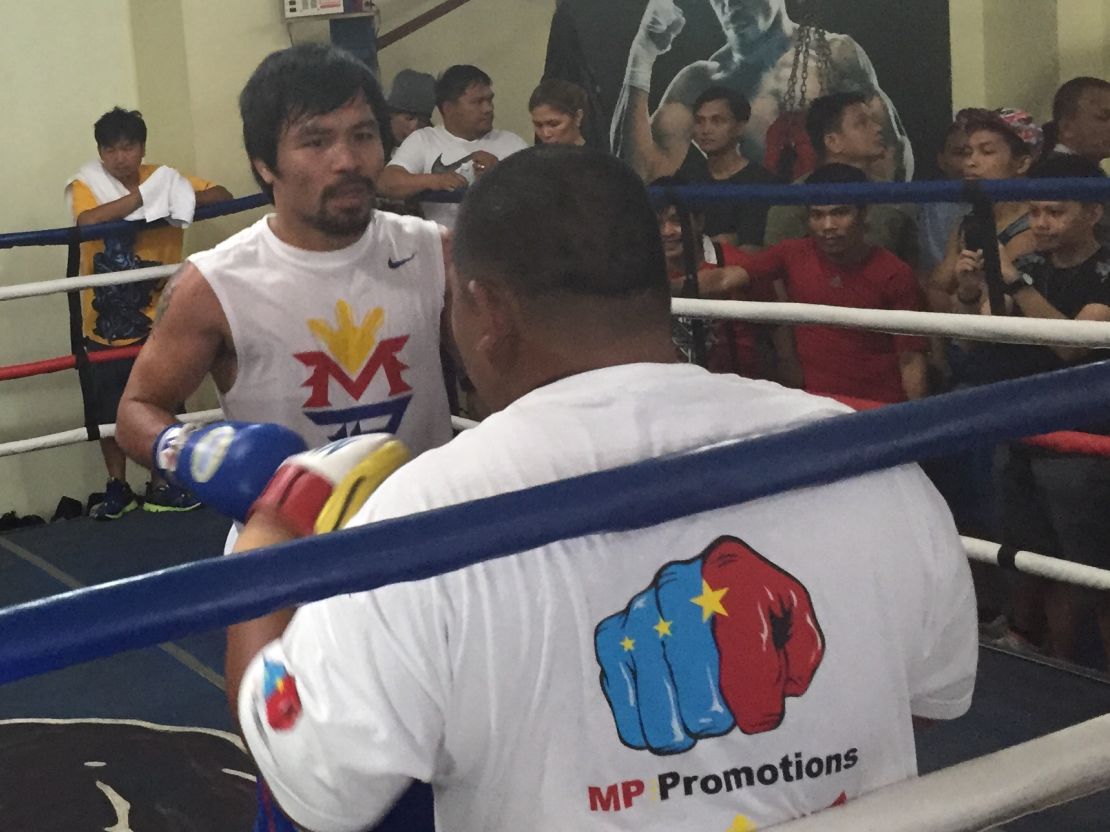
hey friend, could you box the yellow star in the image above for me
[726,814,757,832]
[620,636,636,652]
[653,618,673,638]
[691,579,729,622]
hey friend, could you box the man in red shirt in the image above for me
[718,164,928,402]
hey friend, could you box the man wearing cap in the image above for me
[387,69,436,149]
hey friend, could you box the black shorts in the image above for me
[1000,443,1110,570]
[84,340,140,426]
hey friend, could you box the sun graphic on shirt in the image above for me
[307,300,385,374]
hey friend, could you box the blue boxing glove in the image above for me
[153,422,308,522]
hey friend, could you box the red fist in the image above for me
[704,538,825,734]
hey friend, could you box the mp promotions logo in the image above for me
[595,537,825,755]
[294,300,413,441]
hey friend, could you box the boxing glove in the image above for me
[153,421,308,522]
[249,434,410,537]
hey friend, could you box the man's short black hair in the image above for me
[1028,153,1107,199]
[806,162,869,186]
[806,92,868,160]
[455,146,670,315]
[239,43,390,200]
[435,65,492,108]
[94,108,147,148]
[1053,76,1110,122]
[693,86,752,123]
[806,163,868,208]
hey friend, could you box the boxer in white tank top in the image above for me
[189,210,451,453]
[114,45,452,513]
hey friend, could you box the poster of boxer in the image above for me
[544,0,952,181]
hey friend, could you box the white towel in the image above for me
[65,160,128,213]
[64,161,196,227]
[136,165,196,228]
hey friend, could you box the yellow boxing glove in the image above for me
[313,437,410,534]
[249,434,410,537]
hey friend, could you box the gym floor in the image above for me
[0,509,1105,830]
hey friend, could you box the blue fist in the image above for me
[169,422,308,522]
[596,558,734,755]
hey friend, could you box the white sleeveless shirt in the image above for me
[188,212,452,455]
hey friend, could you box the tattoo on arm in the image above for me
[154,274,181,325]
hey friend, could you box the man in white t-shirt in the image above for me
[378,64,529,228]
[115,45,452,506]
[230,146,977,832]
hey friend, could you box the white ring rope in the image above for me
[2,259,1107,588]
[962,536,1110,591]
[0,412,475,458]
[0,408,223,459]
[0,264,1108,350]
[768,714,1110,831]
[451,415,479,431]
[0,263,178,302]
[672,298,1110,349]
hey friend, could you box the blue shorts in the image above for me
[253,781,297,832]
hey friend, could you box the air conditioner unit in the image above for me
[284,0,359,20]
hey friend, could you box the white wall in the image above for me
[950,0,1110,120]
[0,0,141,515]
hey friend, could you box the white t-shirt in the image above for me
[239,363,977,832]
[388,125,529,227]
[189,212,452,455]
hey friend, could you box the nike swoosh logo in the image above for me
[431,153,474,174]
[388,253,416,269]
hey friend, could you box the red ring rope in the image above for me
[0,345,142,382]
[826,393,1110,457]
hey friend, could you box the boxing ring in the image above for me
[1,178,1109,830]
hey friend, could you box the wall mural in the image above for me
[545,0,953,181]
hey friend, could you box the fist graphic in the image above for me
[595,537,825,755]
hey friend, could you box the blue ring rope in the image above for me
[417,176,1110,206]
[0,194,269,250]
[1,361,1109,684]
[4,177,1108,248]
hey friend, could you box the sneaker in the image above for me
[142,482,202,513]
[989,628,1045,658]
[978,613,1009,641]
[91,479,139,521]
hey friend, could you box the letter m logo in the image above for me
[295,335,411,408]
[587,784,621,813]
[587,780,643,812]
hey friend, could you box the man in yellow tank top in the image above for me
[66,107,232,519]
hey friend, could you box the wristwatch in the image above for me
[1003,271,1035,294]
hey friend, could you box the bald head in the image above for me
[451,146,675,409]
